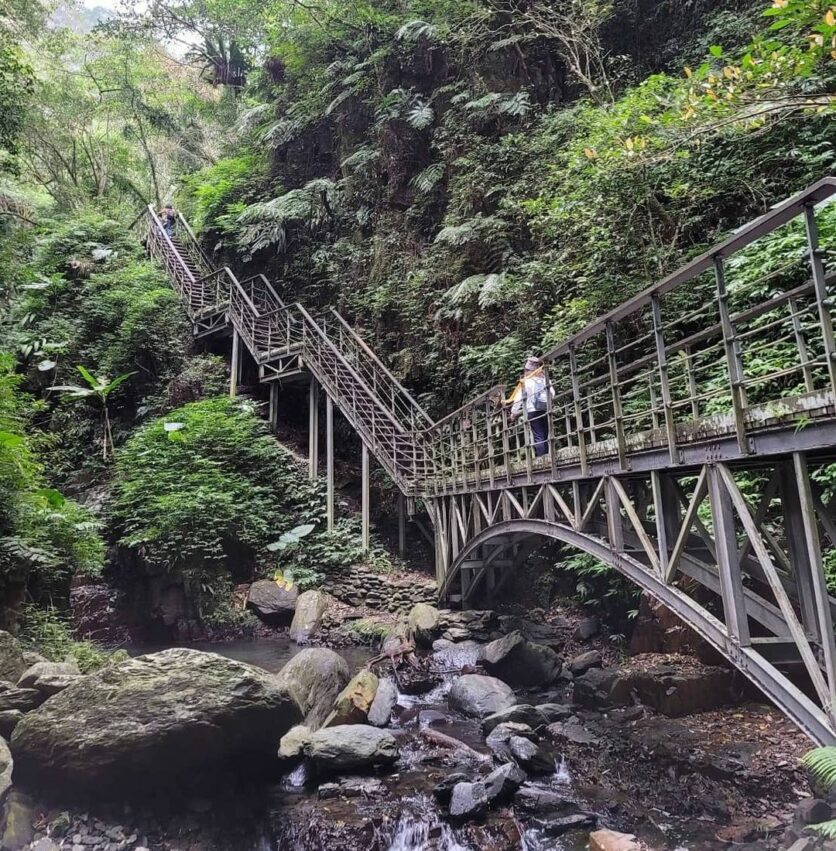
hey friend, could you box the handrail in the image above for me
[144,204,197,287]
[175,212,215,272]
[328,308,432,424]
[427,384,506,431]
[292,302,409,436]
[239,274,286,308]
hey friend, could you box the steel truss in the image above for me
[431,454,836,743]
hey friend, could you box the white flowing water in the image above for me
[385,796,472,851]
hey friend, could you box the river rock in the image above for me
[318,777,388,799]
[574,616,599,641]
[448,675,516,719]
[1,789,36,849]
[536,703,572,723]
[302,725,398,772]
[289,590,328,643]
[433,772,469,805]
[509,735,553,774]
[486,722,536,751]
[0,634,26,685]
[589,829,641,851]
[407,603,441,647]
[246,579,299,626]
[367,679,398,727]
[18,660,79,688]
[0,738,11,803]
[0,711,22,739]
[11,648,301,792]
[480,631,562,687]
[324,670,379,726]
[21,652,46,667]
[484,762,526,803]
[278,724,312,759]
[275,648,349,729]
[449,781,488,819]
[0,689,43,713]
[573,662,734,716]
[568,650,603,676]
[482,704,546,733]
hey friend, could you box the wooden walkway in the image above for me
[139,177,836,745]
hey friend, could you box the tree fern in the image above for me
[407,100,434,130]
[802,747,836,839]
[411,163,445,193]
[396,20,438,42]
[434,222,477,246]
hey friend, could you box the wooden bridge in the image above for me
[139,177,836,745]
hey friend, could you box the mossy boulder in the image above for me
[11,648,301,793]
[274,648,349,730]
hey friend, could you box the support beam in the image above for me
[268,383,279,434]
[398,493,406,557]
[308,378,319,481]
[707,465,751,646]
[229,329,241,398]
[361,442,370,555]
[326,394,334,532]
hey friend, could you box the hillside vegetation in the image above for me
[0,0,834,632]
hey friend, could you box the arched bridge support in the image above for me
[431,454,836,745]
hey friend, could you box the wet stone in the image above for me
[574,616,600,641]
[484,762,526,803]
[568,650,603,676]
[546,721,601,746]
[482,704,547,733]
[529,813,596,836]
[509,735,553,774]
[796,798,833,824]
[433,772,469,805]
[449,780,488,819]
[536,703,572,723]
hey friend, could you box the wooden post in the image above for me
[308,378,319,481]
[361,442,370,554]
[326,394,334,532]
[229,329,241,398]
[268,383,279,434]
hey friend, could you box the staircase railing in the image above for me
[138,204,431,491]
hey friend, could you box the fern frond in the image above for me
[803,747,836,791]
[812,820,836,839]
[445,274,486,305]
[434,222,477,246]
[477,273,507,308]
[410,163,445,193]
[396,20,438,42]
[407,101,434,130]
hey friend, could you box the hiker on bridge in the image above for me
[158,204,176,238]
[509,355,554,457]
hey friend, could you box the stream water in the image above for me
[118,638,739,850]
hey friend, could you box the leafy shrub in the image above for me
[18,605,123,672]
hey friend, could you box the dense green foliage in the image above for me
[174,0,836,413]
[0,355,104,616]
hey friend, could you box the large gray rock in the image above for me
[275,648,349,730]
[0,689,43,713]
[448,674,516,719]
[449,781,488,819]
[367,679,398,727]
[289,590,329,643]
[18,661,81,697]
[278,724,312,760]
[246,579,299,626]
[407,603,441,647]
[484,762,526,803]
[0,738,11,802]
[303,725,398,772]
[18,660,79,688]
[324,670,379,727]
[0,634,26,685]
[11,648,301,792]
[481,631,562,687]
[482,704,547,733]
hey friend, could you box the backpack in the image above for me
[530,375,549,412]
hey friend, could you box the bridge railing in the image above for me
[423,177,836,492]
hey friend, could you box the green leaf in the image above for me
[36,488,66,508]
[709,45,724,57]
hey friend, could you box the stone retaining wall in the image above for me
[323,564,437,614]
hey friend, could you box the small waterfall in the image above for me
[553,754,571,785]
[386,796,471,851]
[283,762,307,789]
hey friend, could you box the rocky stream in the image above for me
[1,589,834,851]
